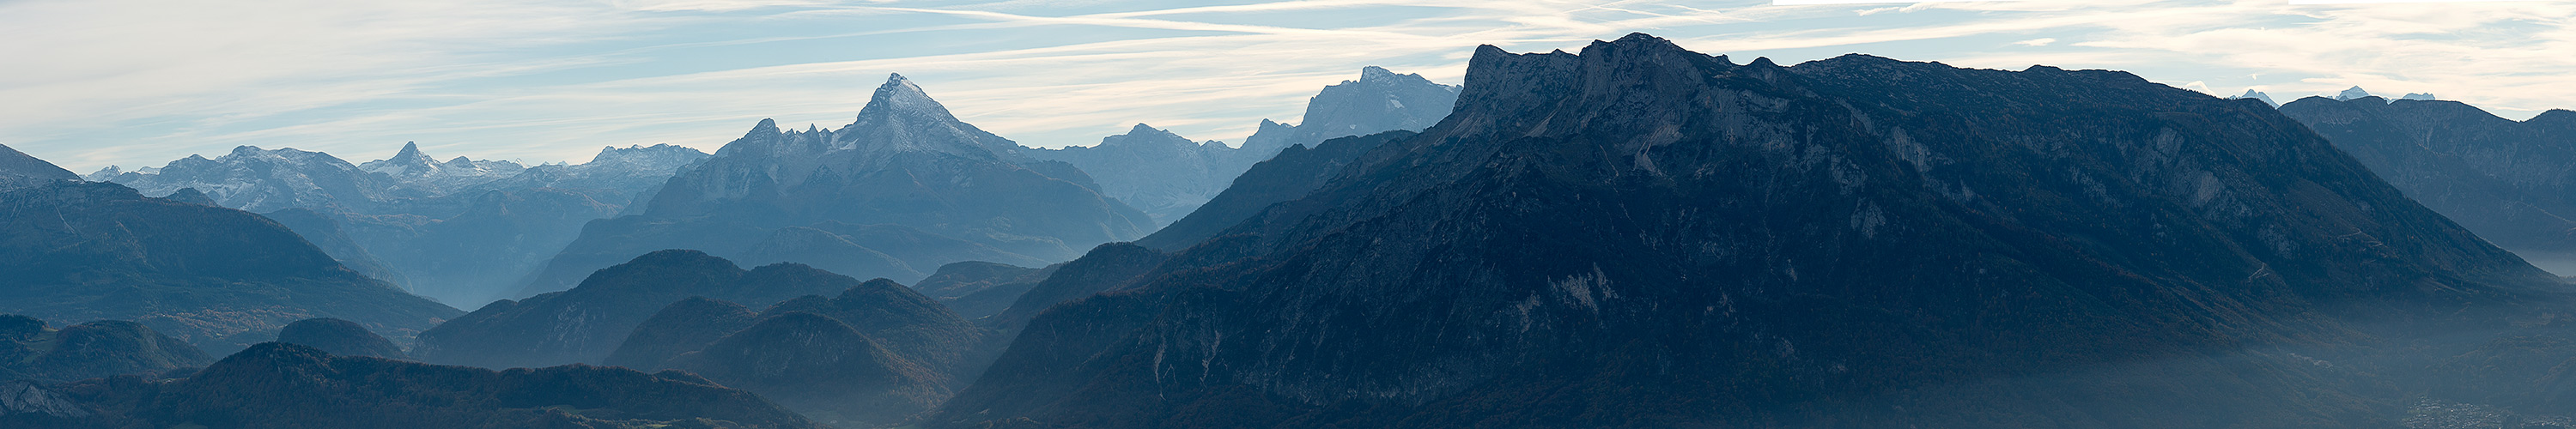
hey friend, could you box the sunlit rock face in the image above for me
[930,33,2570,428]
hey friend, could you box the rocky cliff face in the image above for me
[518,74,1150,297]
[929,33,2572,428]
[1237,66,1461,159]
[2276,97,2576,254]
[0,179,460,352]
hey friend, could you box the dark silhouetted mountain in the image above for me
[1236,66,1460,159]
[610,278,987,426]
[756,278,983,375]
[929,34,2572,428]
[518,74,1149,297]
[157,188,216,206]
[1026,124,1242,223]
[413,251,858,369]
[981,243,1167,333]
[26,341,823,428]
[262,208,409,287]
[737,226,924,285]
[664,312,947,428]
[913,261,1052,319]
[1133,130,1413,251]
[0,144,78,192]
[0,180,460,351]
[2277,97,2576,253]
[602,297,759,370]
[360,142,526,194]
[275,317,407,360]
[0,316,211,383]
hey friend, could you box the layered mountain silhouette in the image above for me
[0,160,459,352]
[927,33,2573,428]
[2277,97,2576,257]
[275,317,409,360]
[0,315,210,383]
[9,341,822,428]
[412,250,861,368]
[605,275,994,426]
[517,74,1150,297]
[94,142,708,305]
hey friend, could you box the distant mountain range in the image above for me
[93,142,708,306]
[1025,66,1459,224]
[0,148,462,353]
[513,74,1152,298]
[926,33,2573,428]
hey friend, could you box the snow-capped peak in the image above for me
[859,73,958,124]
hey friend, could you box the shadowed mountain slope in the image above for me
[275,317,407,360]
[929,33,2571,429]
[2277,97,2576,254]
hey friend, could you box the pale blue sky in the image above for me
[4,0,2571,172]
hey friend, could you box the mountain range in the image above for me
[925,33,2573,428]
[1024,67,1459,225]
[0,148,462,353]
[513,74,1151,298]
[94,142,709,305]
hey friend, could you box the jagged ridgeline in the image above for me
[515,74,1152,298]
[94,142,711,306]
[927,33,2573,428]
[1023,67,1461,225]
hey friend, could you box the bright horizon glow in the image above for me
[3,0,2571,172]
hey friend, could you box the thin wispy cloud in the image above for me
[3,0,2570,172]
